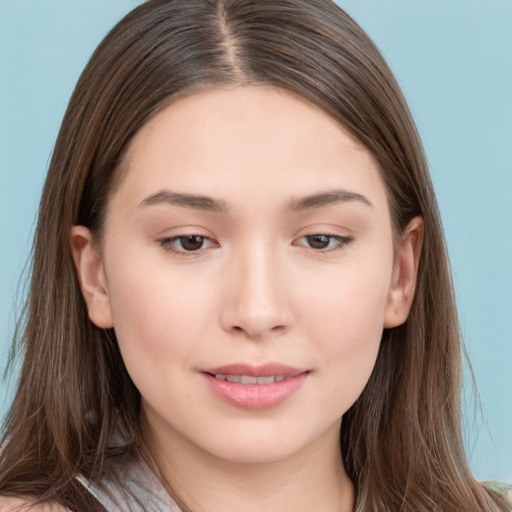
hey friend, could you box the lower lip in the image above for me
[202,373,308,410]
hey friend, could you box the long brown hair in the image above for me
[0,1,508,510]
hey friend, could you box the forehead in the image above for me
[113,85,387,214]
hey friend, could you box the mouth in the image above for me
[206,373,294,385]
[201,363,309,410]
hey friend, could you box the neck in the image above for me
[144,418,354,512]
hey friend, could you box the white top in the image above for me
[76,457,182,512]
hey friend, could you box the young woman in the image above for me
[0,0,510,511]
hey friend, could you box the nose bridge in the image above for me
[221,236,290,338]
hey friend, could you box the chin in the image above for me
[205,439,303,465]
[193,419,337,466]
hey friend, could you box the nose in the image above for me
[220,243,292,340]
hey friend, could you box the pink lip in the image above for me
[202,363,309,410]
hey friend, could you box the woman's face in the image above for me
[74,86,420,464]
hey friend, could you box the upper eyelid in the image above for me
[159,234,217,246]
[294,230,352,242]
[157,235,218,256]
[294,233,353,249]
[157,231,351,243]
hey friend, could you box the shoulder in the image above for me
[0,496,71,512]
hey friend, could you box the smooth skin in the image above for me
[68,86,423,512]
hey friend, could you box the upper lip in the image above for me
[203,363,308,377]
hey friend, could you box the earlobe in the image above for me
[70,226,113,328]
[384,216,424,328]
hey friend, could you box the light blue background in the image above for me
[1,0,511,483]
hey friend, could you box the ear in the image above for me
[384,216,424,328]
[70,226,113,328]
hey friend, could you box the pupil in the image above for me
[181,236,204,251]
[308,234,330,249]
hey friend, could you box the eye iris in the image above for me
[307,234,331,249]
[180,235,204,251]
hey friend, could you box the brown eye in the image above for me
[159,234,217,255]
[295,233,353,253]
[179,235,205,251]
[306,234,331,249]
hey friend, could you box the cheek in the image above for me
[303,252,391,337]
[104,251,218,383]
[300,255,392,406]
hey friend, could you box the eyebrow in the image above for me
[138,190,230,213]
[286,188,372,212]
[138,188,372,214]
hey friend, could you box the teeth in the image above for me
[213,374,291,385]
[257,376,275,385]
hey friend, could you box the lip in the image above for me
[203,363,306,378]
[201,363,309,410]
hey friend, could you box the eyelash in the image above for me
[158,235,218,255]
[295,233,353,253]
[158,233,353,256]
